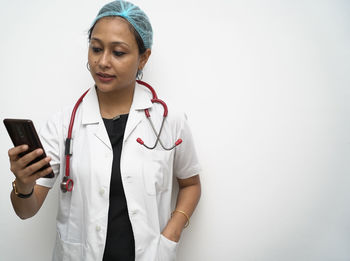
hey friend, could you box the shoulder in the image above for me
[39,92,87,136]
[42,104,74,127]
[136,81,188,121]
[150,97,188,127]
[47,85,96,124]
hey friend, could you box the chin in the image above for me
[95,84,117,93]
[95,82,133,94]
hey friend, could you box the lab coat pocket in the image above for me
[53,230,84,261]
[158,234,178,261]
[143,150,172,196]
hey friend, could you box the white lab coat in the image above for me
[36,82,201,261]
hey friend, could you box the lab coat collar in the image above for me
[131,81,154,111]
[81,81,153,125]
[81,82,153,148]
[124,82,154,141]
[81,86,100,125]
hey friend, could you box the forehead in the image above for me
[91,16,136,46]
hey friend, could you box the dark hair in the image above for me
[88,17,147,55]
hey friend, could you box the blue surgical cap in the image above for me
[90,0,153,49]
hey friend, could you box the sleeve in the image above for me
[173,113,202,179]
[36,112,62,188]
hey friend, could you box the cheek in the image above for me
[87,49,93,61]
[88,52,96,67]
[115,56,140,75]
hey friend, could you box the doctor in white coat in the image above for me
[7,1,201,260]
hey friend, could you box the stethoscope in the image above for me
[61,80,182,193]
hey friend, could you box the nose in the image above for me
[98,51,111,69]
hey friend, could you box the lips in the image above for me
[96,72,115,83]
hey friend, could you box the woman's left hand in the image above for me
[161,227,181,243]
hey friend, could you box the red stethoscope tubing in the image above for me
[62,89,89,192]
[61,80,182,193]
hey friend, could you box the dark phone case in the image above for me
[3,119,54,178]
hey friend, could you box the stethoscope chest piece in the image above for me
[61,176,74,193]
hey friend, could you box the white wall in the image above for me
[1,0,349,260]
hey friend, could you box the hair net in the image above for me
[90,0,153,49]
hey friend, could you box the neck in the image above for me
[96,84,135,119]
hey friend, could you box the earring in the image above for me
[86,62,90,71]
[137,69,143,80]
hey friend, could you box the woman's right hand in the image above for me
[8,145,52,194]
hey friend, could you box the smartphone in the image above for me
[3,119,54,178]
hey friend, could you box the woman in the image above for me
[8,1,201,260]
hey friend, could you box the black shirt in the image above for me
[102,114,135,261]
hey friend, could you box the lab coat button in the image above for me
[125,176,132,183]
[96,225,101,232]
[130,210,138,216]
[99,189,105,196]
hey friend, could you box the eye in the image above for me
[91,46,102,53]
[113,51,125,57]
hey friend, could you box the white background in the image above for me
[0,0,349,260]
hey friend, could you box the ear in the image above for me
[138,48,152,71]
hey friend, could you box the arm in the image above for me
[11,184,49,219]
[161,174,201,242]
[8,145,52,219]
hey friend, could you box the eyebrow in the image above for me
[91,37,130,47]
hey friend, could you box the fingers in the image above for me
[9,147,45,173]
[28,165,53,184]
[8,145,52,181]
[8,145,29,161]
[17,148,44,168]
[15,157,52,186]
[22,156,51,177]
[14,163,53,193]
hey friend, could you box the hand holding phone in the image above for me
[4,119,54,181]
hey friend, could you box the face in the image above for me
[88,16,150,93]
